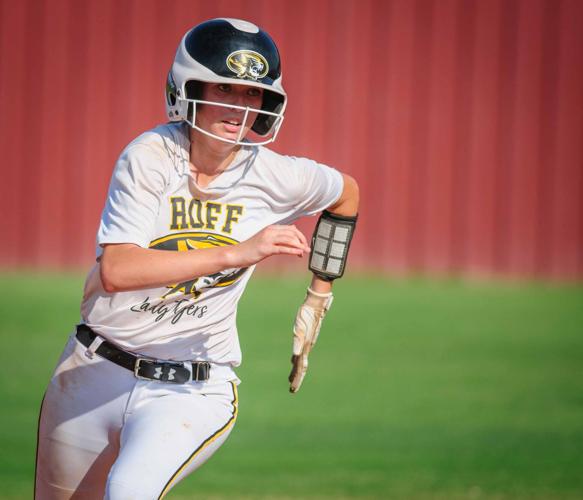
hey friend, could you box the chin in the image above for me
[217,133,243,145]
[215,129,249,144]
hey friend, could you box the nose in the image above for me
[228,88,254,110]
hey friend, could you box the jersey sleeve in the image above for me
[286,156,344,218]
[97,145,168,253]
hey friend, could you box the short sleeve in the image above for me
[288,157,344,217]
[97,145,168,253]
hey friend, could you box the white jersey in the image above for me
[81,122,343,365]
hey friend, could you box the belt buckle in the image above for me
[134,358,152,381]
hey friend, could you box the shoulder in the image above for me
[123,122,189,165]
[251,145,342,201]
[116,122,190,178]
[254,145,339,180]
[252,146,301,191]
[253,146,316,175]
[252,145,288,165]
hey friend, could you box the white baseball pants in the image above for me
[35,334,239,499]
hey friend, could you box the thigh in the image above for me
[105,380,239,499]
[35,335,135,500]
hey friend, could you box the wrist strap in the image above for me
[307,287,333,298]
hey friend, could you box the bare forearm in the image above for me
[100,244,236,292]
[100,224,310,293]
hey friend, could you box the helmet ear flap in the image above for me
[252,90,284,135]
[166,71,188,121]
[165,71,177,106]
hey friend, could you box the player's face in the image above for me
[195,83,263,143]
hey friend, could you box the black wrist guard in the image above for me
[309,210,358,281]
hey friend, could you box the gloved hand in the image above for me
[288,287,333,393]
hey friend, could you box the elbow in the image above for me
[100,259,121,293]
[99,245,132,293]
[329,173,360,216]
[345,174,360,211]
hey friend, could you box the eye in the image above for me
[247,87,263,97]
[217,84,231,93]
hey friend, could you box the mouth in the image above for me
[222,119,242,133]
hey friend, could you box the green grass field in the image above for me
[0,272,582,499]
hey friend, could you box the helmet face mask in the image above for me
[165,18,286,146]
[185,95,285,146]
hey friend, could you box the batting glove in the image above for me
[288,287,334,393]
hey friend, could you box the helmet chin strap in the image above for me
[182,98,284,146]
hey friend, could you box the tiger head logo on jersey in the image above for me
[149,232,247,299]
[226,50,269,80]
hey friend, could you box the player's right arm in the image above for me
[100,224,310,293]
[99,139,311,293]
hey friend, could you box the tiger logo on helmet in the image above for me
[226,50,269,80]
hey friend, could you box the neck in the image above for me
[189,129,240,176]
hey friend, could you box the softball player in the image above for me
[35,18,359,499]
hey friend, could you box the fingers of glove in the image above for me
[289,354,308,392]
[292,306,306,355]
[289,354,307,376]
[293,305,322,354]
[292,328,304,356]
[288,354,301,381]
[289,374,304,393]
[288,356,297,382]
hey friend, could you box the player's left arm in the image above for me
[289,173,359,393]
[310,173,359,294]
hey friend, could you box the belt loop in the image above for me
[194,363,200,381]
[84,336,104,359]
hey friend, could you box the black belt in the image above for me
[76,324,210,383]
